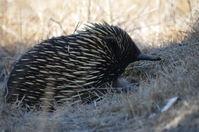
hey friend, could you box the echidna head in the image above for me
[80,22,161,65]
[123,38,161,63]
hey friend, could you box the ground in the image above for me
[0,1,199,132]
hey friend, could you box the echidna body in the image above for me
[6,22,160,107]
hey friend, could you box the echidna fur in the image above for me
[6,22,161,108]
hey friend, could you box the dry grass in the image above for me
[0,0,199,132]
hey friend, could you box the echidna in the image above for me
[6,22,161,108]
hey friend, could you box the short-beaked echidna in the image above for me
[6,22,161,107]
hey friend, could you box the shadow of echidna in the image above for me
[5,22,161,109]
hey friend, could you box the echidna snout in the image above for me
[6,22,161,108]
[137,53,161,61]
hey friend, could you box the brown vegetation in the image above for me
[0,0,198,131]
